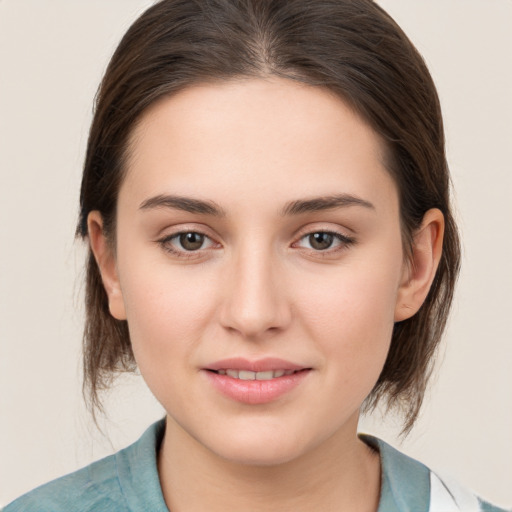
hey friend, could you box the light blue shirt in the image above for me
[4,419,508,512]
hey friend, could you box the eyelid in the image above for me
[293,221,355,239]
[156,224,356,260]
[157,226,221,259]
[291,226,356,255]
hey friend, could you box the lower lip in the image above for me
[203,370,311,405]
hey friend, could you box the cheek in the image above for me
[116,256,218,369]
[296,260,400,375]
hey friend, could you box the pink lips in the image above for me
[203,357,311,405]
[206,357,304,373]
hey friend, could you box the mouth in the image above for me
[203,358,312,404]
[207,368,308,381]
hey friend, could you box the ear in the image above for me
[394,208,444,322]
[87,211,127,320]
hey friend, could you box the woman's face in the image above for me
[101,78,411,464]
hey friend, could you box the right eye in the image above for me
[158,231,217,257]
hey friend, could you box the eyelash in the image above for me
[293,230,356,256]
[158,231,218,260]
[157,229,356,260]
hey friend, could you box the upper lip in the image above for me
[205,357,307,372]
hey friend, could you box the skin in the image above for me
[89,77,444,511]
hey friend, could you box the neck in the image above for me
[157,414,381,512]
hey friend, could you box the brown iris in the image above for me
[179,232,205,251]
[308,232,334,250]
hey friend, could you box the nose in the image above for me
[218,244,291,340]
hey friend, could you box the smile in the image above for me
[204,361,311,404]
[213,369,298,380]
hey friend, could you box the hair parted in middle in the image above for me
[77,0,461,434]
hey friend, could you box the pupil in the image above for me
[180,232,204,251]
[310,232,333,250]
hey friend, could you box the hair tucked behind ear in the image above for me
[77,0,460,434]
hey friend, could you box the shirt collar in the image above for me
[360,434,431,512]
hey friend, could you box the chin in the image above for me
[200,423,321,467]
[217,440,306,467]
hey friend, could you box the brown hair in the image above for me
[77,0,461,433]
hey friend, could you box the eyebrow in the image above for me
[139,195,227,216]
[280,194,375,216]
[139,193,375,217]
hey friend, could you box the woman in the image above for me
[3,1,509,511]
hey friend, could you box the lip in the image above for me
[205,357,305,373]
[203,357,311,405]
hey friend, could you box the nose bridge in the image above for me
[219,237,289,338]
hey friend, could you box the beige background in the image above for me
[1,0,511,508]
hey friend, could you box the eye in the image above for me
[175,232,209,251]
[159,231,217,256]
[295,231,355,252]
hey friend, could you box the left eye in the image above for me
[297,231,353,251]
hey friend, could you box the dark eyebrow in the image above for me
[139,193,374,217]
[139,194,227,217]
[280,194,375,216]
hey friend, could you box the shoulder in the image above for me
[360,434,510,512]
[2,453,125,512]
[429,471,510,512]
[3,419,168,512]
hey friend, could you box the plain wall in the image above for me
[1,0,511,508]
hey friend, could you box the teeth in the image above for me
[239,370,256,380]
[217,369,295,380]
[255,371,274,380]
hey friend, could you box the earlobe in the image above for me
[87,211,127,320]
[394,208,445,322]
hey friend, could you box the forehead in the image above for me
[122,77,397,215]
